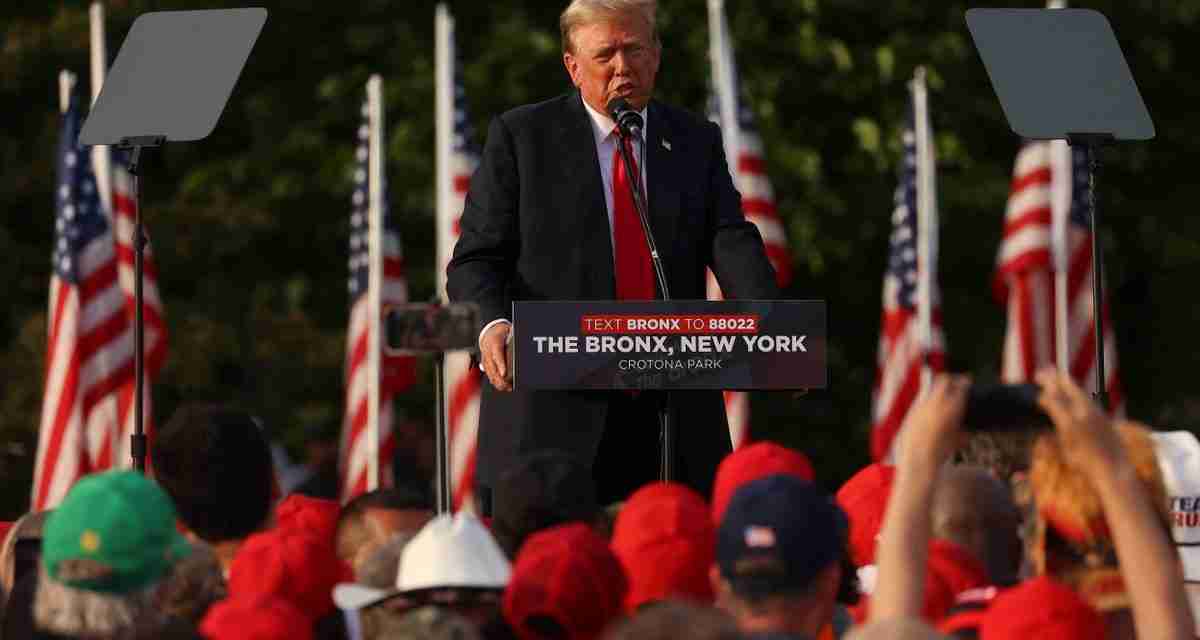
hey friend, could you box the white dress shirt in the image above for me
[582,100,650,242]
[479,100,650,349]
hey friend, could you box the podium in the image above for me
[513,300,826,391]
[511,300,827,486]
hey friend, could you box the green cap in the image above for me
[43,470,191,593]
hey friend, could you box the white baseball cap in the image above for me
[1150,431,1200,581]
[333,512,511,611]
[1151,431,1200,638]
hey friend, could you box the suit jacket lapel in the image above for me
[646,101,680,278]
[560,91,615,299]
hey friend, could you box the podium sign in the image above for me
[513,300,825,391]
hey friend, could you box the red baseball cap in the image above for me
[980,576,1105,640]
[835,462,895,567]
[275,494,340,541]
[923,539,988,621]
[200,595,314,640]
[503,523,628,640]
[938,586,1001,637]
[845,539,989,624]
[227,527,352,620]
[711,442,815,523]
[611,483,714,611]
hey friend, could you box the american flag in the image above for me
[706,0,793,449]
[870,84,946,462]
[32,85,135,509]
[995,140,1123,410]
[436,3,482,511]
[340,92,416,502]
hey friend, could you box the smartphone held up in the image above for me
[383,303,480,355]
[962,383,1052,433]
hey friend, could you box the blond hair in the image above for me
[560,0,659,53]
[1030,419,1167,548]
[1028,420,1170,611]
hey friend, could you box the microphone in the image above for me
[605,94,667,302]
[606,97,643,139]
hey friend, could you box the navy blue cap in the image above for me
[716,474,847,598]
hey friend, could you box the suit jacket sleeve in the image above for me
[704,121,781,299]
[446,116,520,332]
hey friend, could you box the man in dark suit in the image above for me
[446,0,778,516]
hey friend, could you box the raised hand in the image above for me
[1034,368,1123,475]
[896,373,972,469]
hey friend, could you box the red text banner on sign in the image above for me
[580,315,761,335]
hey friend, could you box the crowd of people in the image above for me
[0,370,1198,639]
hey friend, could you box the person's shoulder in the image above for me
[496,92,577,133]
[651,100,722,157]
[651,99,719,136]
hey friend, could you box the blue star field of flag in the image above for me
[888,106,920,310]
[452,60,477,155]
[736,99,760,133]
[347,100,399,302]
[706,92,763,134]
[53,97,108,284]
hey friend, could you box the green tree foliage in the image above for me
[2,0,1198,515]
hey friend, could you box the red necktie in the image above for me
[611,137,655,300]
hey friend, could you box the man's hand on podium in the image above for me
[481,322,513,392]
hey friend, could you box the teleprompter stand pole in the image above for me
[613,128,675,483]
[1067,133,1114,409]
[118,135,165,473]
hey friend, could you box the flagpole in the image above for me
[912,67,936,395]
[1047,0,1071,375]
[433,4,454,514]
[1049,139,1071,372]
[708,0,757,452]
[435,4,454,303]
[59,71,75,115]
[707,0,739,171]
[89,3,114,216]
[88,2,105,107]
[366,74,384,492]
[88,0,124,466]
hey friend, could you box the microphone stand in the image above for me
[614,121,674,483]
